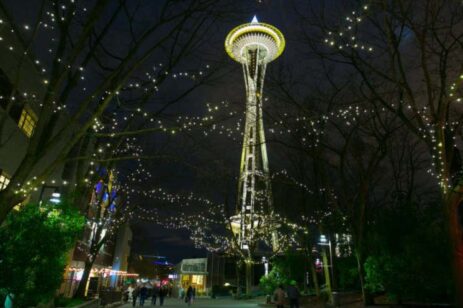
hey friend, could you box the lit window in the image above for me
[18,107,37,137]
[191,275,204,285]
[0,171,10,190]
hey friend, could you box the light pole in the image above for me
[319,233,336,305]
[319,235,334,285]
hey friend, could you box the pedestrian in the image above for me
[286,280,300,308]
[132,285,140,307]
[273,284,286,308]
[159,286,166,306]
[128,284,135,302]
[152,284,159,305]
[4,293,13,308]
[192,287,196,301]
[139,284,148,306]
[185,285,193,306]
[123,287,129,303]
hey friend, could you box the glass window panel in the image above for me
[18,107,37,137]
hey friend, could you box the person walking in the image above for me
[4,293,13,308]
[132,285,140,307]
[159,286,167,306]
[128,284,135,302]
[286,281,300,308]
[139,284,148,306]
[185,286,193,306]
[273,284,286,308]
[152,284,159,305]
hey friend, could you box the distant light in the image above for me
[224,282,231,287]
[50,192,61,204]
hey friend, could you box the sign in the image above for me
[180,258,207,274]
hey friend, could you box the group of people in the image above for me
[273,280,301,308]
[126,283,170,306]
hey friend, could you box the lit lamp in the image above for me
[262,256,269,276]
[49,192,61,204]
[39,184,61,204]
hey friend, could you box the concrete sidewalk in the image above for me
[121,297,263,308]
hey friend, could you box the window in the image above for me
[191,275,204,285]
[18,106,37,137]
[0,171,10,190]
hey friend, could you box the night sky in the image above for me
[2,0,345,263]
[124,1,299,263]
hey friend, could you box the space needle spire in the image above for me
[225,17,285,252]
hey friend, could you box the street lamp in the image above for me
[262,256,269,276]
[39,185,61,204]
[50,192,61,204]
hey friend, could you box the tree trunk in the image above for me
[355,250,371,305]
[309,257,320,296]
[235,261,242,298]
[353,192,369,304]
[0,187,23,223]
[446,191,463,307]
[321,247,333,303]
[245,260,252,296]
[74,259,94,299]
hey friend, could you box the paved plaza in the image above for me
[121,297,266,308]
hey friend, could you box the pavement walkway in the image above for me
[121,297,264,308]
[120,295,373,308]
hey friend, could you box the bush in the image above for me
[335,256,360,291]
[54,296,86,307]
[364,201,453,303]
[259,264,288,295]
[211,285,232,296]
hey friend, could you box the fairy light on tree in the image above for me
[0,0,236,223]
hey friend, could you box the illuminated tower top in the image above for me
[225,16,285,64]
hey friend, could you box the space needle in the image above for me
[225,16,285,253]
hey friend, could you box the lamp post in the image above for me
[319,234,335,305]
[319,235,334,284]
[262,256,269,276]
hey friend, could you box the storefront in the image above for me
[176,258,208,296]
[60,261,138,297]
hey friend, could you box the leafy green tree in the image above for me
[0,202,84,307]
